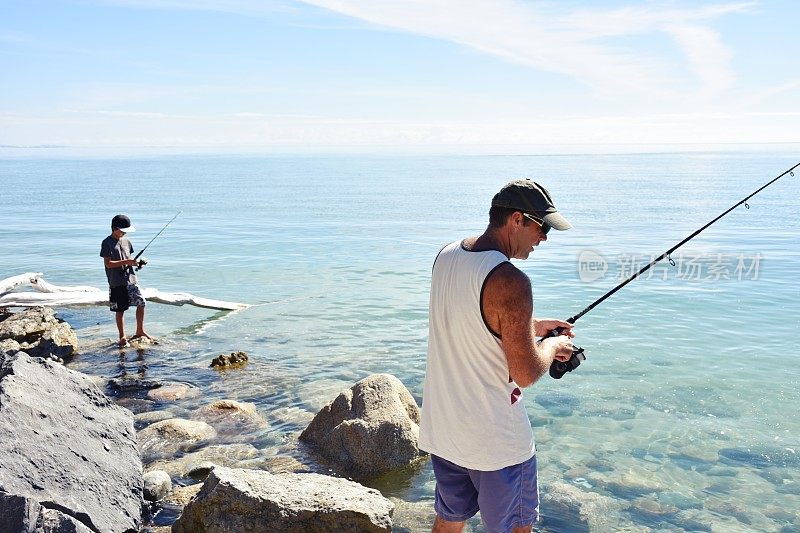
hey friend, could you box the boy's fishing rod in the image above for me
[548,161,800,380]
[131,211,182,271]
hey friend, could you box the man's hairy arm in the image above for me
[483,263,570,388]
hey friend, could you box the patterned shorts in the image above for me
[109,283,146,312]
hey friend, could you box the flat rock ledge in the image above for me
[172,466,394,533]
[0,307,78,361]
[299,373,424,478]
[0,351,143,533]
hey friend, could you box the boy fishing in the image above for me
[100,214,152,347]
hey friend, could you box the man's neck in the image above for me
[466,228,511,257]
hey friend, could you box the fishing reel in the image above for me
[549,346,586,380]
[540,326,586,380]
[135,257,148,271]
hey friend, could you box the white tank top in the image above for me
[419,241,535,470]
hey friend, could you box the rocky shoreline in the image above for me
[0,307,425,532]
[6,307,780,532]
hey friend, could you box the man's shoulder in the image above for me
[485,262,531,303]
[488,261,528,285]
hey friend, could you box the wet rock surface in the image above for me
[210,351,248,369]
[0,351,143,533]
[300,373,424,477]
[0,307,78,361]
[172,465,394,532]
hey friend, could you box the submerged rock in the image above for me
[210,351,248,369]
[707,501,752,525]
[147,382,201,402]
[719,446,800,469]
[586,468,665,498]
[146,443,260,479]
[138,418,216,459]
[109,376,164,393]
[299,373,424,478]
[0,351,143,533]
[628,497,679,519]
[534,390,580,417]
[172,466,393,532]
[0,307,78,360]
[541,481,622,531]
[193,399,267,431]
[135,409,177,429]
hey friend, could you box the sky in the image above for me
[1,0,799,154]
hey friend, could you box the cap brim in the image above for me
[542,212,571,231]
[120,226,136,233]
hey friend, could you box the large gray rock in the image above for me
[299,373,424,477]
[171,466,394,533]
[0,492,94,533]
[0,351,144,533]
[0,307,78,360]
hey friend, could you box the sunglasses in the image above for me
[522,212,551,235]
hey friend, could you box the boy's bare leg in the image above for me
[133,306,153,340]
[432,516,465,533]
[115,311,128,346]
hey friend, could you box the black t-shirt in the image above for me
[100,235,137,287]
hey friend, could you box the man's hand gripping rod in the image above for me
[542,162,800,379]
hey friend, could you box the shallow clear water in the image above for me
[2,151,799,531]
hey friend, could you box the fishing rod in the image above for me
[547,161,800,380]
[130,211,182,271]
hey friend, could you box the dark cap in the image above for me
[491,180,572,230]
[111,214,136,233]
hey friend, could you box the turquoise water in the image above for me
[2,151,799,531]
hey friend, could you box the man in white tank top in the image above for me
[419,180,576,533]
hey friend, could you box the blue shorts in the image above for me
[432,454,539,532]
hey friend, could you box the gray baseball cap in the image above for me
[491,179,572,230]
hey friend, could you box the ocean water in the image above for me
[1,151,799,531]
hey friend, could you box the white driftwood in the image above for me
[0,272,43,295]
[31,277,99,293]
[0,274,249,311]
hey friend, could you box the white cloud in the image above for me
[664,23,735,97]
[297,0,750,99]
[87,0,749,99]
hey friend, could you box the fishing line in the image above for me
[546,161,800,379]
[130,210,182,271]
